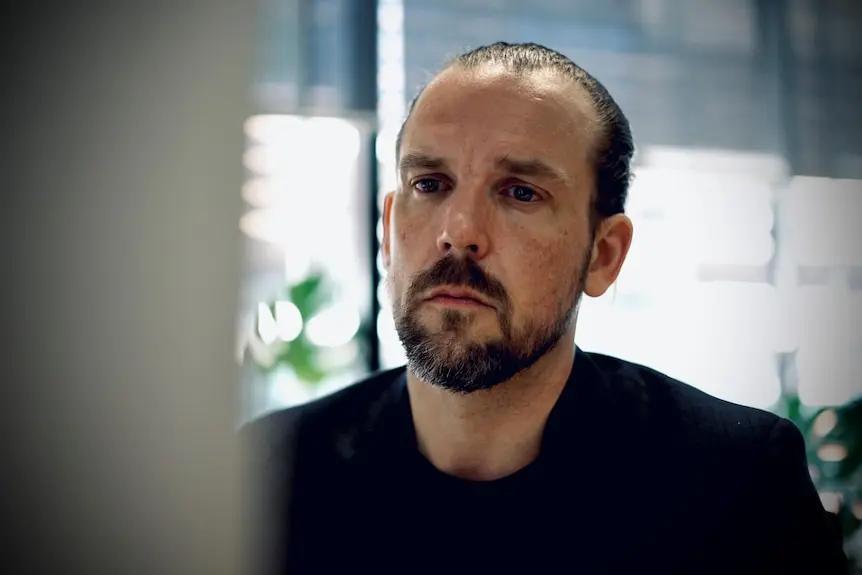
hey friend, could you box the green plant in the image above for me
[255,271,332,384]
[774,392,862,567]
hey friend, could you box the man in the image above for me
[246,42,847,573]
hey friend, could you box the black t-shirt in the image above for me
[399,455,566,567]
[323,374,595,572]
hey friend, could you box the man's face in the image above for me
[382,66,600,393]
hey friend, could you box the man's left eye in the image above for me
[505,185,539,203]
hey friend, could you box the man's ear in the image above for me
[584,213,634,298]
[381,191,395,270]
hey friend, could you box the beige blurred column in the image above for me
[1,1,255,573]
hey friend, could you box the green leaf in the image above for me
[251,271,349,386]
[830,399,862,479]
[273,336,327,384]
[288,272,329,318]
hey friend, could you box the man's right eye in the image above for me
[413,178,445,194]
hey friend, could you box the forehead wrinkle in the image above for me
[399,134,579,193]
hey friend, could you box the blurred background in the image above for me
[3,0,860,572]
[240,0,862,418]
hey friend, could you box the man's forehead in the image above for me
[417,66,593,117]
[400,67,598,168]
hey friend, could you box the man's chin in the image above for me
[414,314,498,339]
[421,331,502,354]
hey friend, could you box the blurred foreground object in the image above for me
[1,1,255,572]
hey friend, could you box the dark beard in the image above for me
[392,250,590,394]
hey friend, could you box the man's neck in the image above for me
[405,339,576,482]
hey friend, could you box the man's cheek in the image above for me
[386,272,407,306]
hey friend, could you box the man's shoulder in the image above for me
[585,350,786,449]
[241,366,407,456]
[581,350,847,572]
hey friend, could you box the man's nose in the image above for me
[435,189,491,260]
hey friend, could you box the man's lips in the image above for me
[424,287,494,308]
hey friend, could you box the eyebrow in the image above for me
[398,151,568,187]
[494,155,568,187]
[398,152,447,173]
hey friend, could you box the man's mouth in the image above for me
[425,287,493,309]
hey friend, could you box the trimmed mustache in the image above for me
[406,254,509,307]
